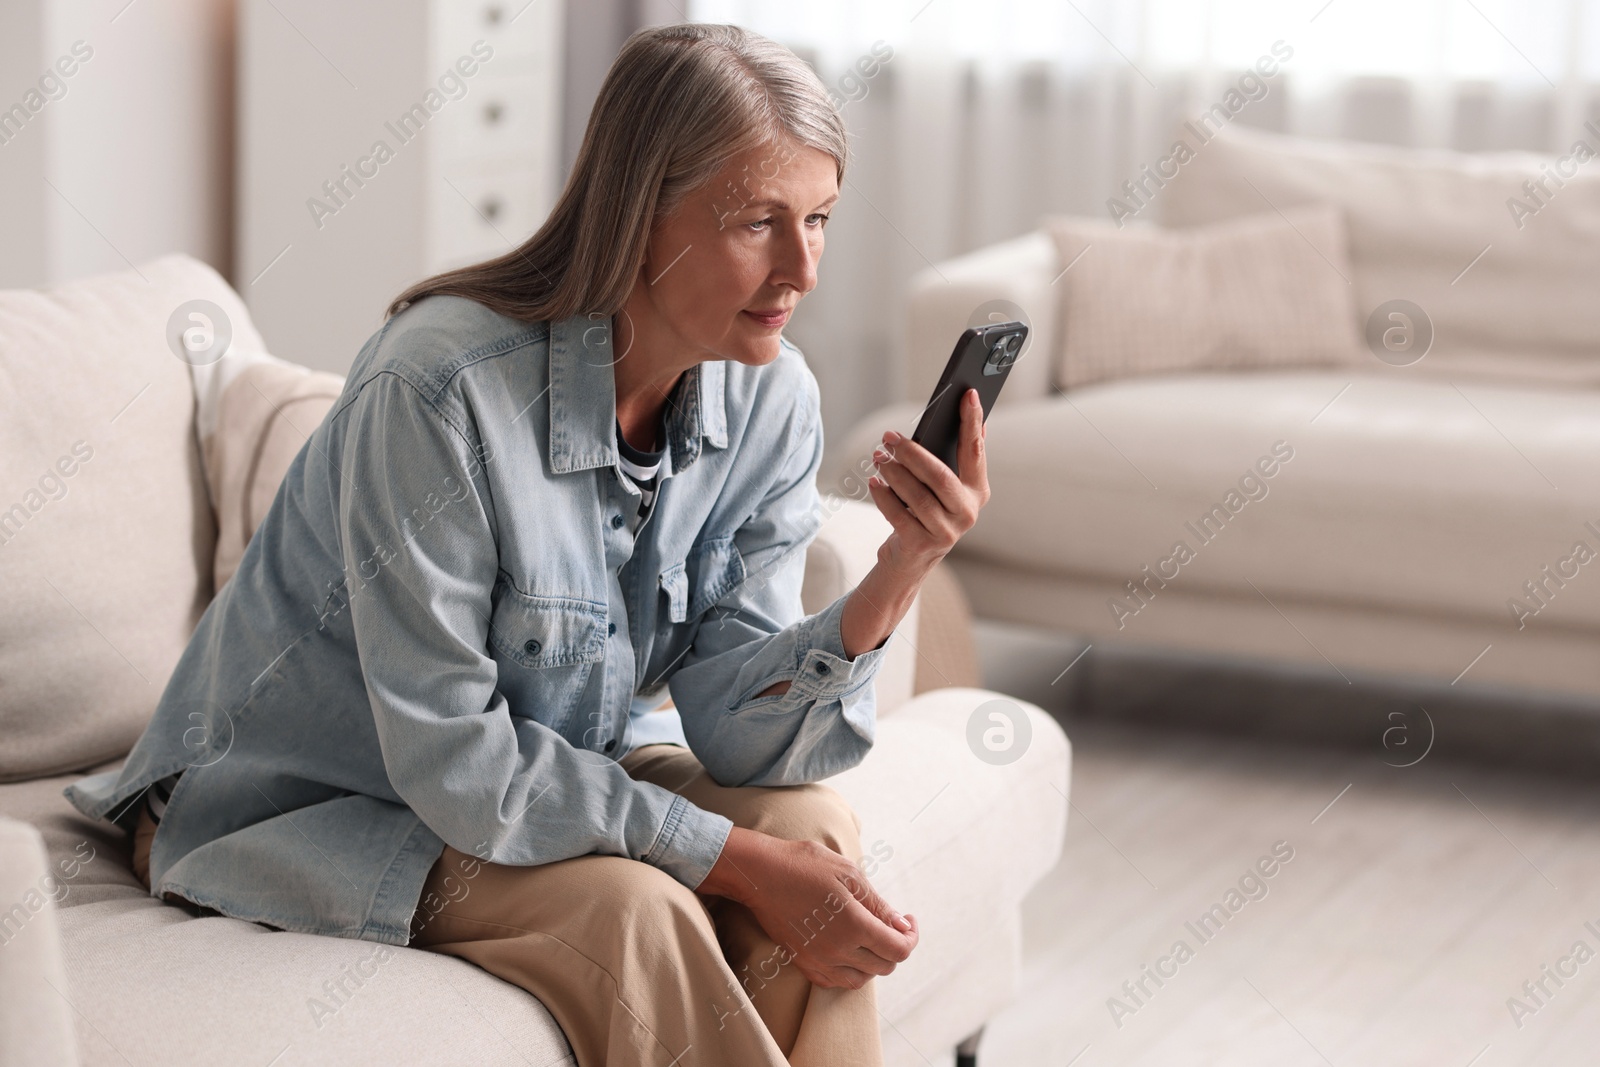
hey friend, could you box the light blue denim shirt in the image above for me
[63,296,894,945]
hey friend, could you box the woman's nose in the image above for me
[773,225,819,293]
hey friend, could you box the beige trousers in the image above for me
[131,745,884,1067]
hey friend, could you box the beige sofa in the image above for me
[0,255,1070,1067]
[829,125,1600,707]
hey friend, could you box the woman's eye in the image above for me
[745,214,830,232]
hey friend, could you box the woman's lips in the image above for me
[742,309,790,328]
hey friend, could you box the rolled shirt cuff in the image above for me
[788,589,895,702]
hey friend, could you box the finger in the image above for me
[880,432,966,515]
[839,867,911,934]
[845,945,899,977]
[865,475,926,538]
[835,891,915,964]
[828,965,875,990]
[872,452,947,533]
[806,960,875,990]
[959,388,988,492]
[848,904,916,963]
[797,960,840,988]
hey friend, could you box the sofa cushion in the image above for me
[0,762,577,1065]
[1162,124,1600,387]
[52,903,576,1066]
[0,255,227,782]
[193,351,345,592]
[960,370,1600,630]
[1044,206,1365,391]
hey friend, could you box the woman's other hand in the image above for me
[698,826,918,989]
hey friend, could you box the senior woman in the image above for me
[65,22,990,1067]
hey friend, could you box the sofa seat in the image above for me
[0,762,574,1066]
[1,687,1068,1067]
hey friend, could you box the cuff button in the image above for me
[815,662,831,675]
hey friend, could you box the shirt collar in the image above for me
[546,311,728,476]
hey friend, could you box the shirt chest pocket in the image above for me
[487,573,608,727]
[658,534,745,624]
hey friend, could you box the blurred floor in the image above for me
[958,624,1600,1066]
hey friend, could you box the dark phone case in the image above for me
[909,321,1028,474]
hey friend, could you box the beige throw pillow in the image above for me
[1044,205,1365,391]
[192,354,345,591]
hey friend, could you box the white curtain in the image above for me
[685,0,1600,441]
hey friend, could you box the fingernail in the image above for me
[884,430,902,443]
[893,914,910,932]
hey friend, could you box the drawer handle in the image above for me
[483,101,505,125]
[484,5,504,27]
[481,196,504,222]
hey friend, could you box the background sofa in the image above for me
[828,124,1600,720]
[0,254,1070,1067]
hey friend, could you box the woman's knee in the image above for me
[739,783,862,859]
[554,856,715,940]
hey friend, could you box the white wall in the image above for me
[0,0,233,289]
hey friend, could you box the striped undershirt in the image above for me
[615,415,671,519]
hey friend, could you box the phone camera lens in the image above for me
[988,333,1020,369]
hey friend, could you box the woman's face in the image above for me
[622,139,840,374]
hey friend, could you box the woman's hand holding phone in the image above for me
[867,386,990,575]
[833,383,989,665]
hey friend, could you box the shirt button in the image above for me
[608,622,617,635]
[610,514,625,529]
[523,639,541,656]
[815,662,831,675]
[604,738,617,753]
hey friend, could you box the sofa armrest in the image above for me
[905,230,1059,411]
[802,495,920,716]
[0,819,79,1067]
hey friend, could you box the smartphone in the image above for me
[909,320,1028,474]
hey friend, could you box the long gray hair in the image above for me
[386,22,849,323]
